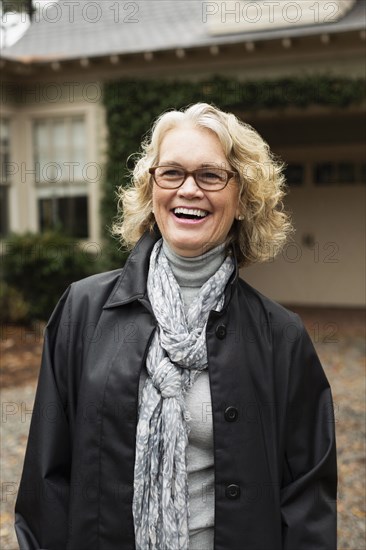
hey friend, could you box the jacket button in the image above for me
[224,406,238,422]
[215,324,227,339]
[225,484,240,499]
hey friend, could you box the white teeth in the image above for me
[173,207,208,217]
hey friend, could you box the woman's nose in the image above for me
[177,175,204,198]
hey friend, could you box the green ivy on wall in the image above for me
[101,75,365,268]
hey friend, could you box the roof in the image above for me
[1,0,365,62]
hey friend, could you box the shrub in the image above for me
[2,231,102,321]
[0,282,30,324]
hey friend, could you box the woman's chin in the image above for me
[167,235,215,257]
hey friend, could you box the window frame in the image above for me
[0,117,11,237]
[32,115,90,238]
[278,144,366,189]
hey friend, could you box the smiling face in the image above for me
[152,125,240,257]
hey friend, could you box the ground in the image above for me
[0,308,365,549]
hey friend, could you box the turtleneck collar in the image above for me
[162,240,227,288]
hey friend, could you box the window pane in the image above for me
[53,121,67,150]
[37,152,56,182]
[71,118,85,148]
[338,163,355,184]
[38,195,88,238]
[34,121,48,150]
[360,163,366,184]
[0,120,10,236]
[1,158,10,183]
[53,121,68,172]
[39,198,57,232]
[0,118,9,143]
[314,163,336,185]
[0,185,9,237]
[71,119,86,178]
[285,164,304,186]
[0,119,10,184]
[34,122,51,182]
[59,196,88,238]
[71,150,85,179]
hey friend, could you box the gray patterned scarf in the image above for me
[133,239,234,550]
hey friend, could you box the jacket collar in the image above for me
[103,229,239,310]
[103,230,160,309]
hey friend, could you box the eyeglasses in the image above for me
[149,165,237,191]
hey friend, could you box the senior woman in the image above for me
[15,103,337,550]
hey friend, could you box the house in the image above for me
[1,0,365,306]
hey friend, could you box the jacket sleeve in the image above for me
[280,319,337,549]
[15,285,73,550]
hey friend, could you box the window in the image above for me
[0,118,10,237]
[39,196,88,238]
[284,163,305,186]
[361,163,366,183]
[314,162,365,186]
[33,116,89,238]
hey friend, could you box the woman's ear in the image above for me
[235,188,243,221]
[235,205,244,221]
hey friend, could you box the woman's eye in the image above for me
[162,169,181,178]
[202,171,220,180]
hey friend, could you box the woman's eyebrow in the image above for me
[158,160,183,166]
[159,161,223,167]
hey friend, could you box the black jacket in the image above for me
[15,231,337,549]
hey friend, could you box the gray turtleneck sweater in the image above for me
[138,240,226,550]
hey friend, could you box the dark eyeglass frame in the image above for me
[149,165,237,191]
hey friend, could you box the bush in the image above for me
[1,231,103,322]
[0,282,30,324]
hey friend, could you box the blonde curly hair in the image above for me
[112,102,292,267]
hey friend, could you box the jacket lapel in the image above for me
[103,229,160,308]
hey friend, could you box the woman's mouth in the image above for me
[172,207,210,221]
